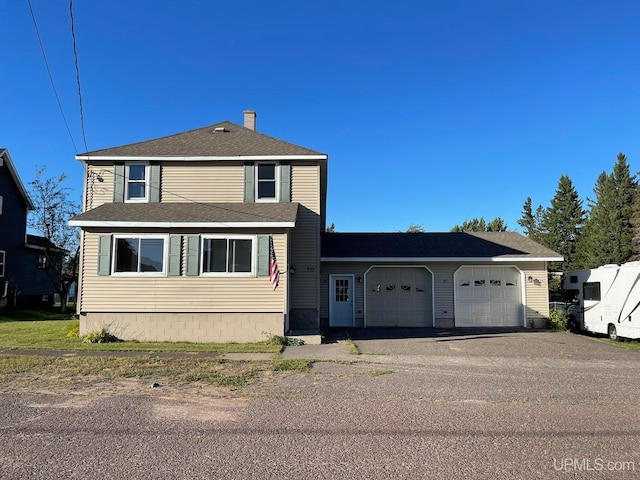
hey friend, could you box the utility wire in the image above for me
[69,0,89,153]
[27,0,78,153]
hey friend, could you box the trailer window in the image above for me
[583,282,601,301]
[569,275,578,284]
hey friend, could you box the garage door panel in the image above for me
[456,266,523,327]
[366,267,433,327]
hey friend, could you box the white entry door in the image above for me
[330,275,354,327]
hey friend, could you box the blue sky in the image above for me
[2,0,639,232]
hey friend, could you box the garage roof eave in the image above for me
[321,256,565,263]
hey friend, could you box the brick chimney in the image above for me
[243,110,257,130]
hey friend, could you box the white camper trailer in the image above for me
[564,262,640,341]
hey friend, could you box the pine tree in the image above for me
[576,153,636,267]
[517,197,545,242]
[540,175,585,271]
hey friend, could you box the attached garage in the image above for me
[320,232,563,330]
[365,266,433,327]
[455,266,523,327]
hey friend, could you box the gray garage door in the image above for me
[366,267,433,327]
[455,266,523,327]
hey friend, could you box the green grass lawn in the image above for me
[0,310,281,354]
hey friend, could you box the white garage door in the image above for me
[455,266,523,327]
[366,267,433,327]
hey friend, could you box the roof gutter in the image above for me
[69,220,296,228]
[75,155,328,162]
[321,256,564,263]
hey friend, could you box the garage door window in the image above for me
[474,280,485,286]
[490,280,502,286]
[401,285,411,292]
[386,285,396,292]
[416,285,425,292]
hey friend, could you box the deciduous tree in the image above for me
[28,167,80,312]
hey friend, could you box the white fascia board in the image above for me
[321,256,564,263]
[69,220,295,228]
[75,155,327,162]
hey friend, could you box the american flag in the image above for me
[269,236,280,291]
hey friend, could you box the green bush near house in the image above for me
[546,309,567,331]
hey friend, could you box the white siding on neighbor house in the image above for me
[79,230,288,313]
[289,164,321,310]
[160,162,244,203]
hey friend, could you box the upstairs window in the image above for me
[201,236,254,275]
[0,195,3,214]
[0,251,5,277]
[125,164,148,202]
[256,163,277,201]
[113,236,166,275]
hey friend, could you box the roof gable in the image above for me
[77,121,326,159]
[0,149,34,209]
[321,232,563,261]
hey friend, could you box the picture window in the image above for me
[202,236,254,275]
[114,237,165,274]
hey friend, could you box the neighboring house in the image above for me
[0,149,58,308]
[70,112,561,343]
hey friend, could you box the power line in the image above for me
[69,0,89,153]
[27,0,78,153]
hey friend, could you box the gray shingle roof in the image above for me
[79,122,325,158]
[321,232,563,260]
[70,202,299,225]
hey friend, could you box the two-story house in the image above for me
[0,149,59,308]
[70,112,327,342]
[70,112,562,343]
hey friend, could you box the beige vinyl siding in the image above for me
[160,162,244,203]
[321,262,370,326]
[521,262,550,323]
[289,164,321,310]
[85,164,115,209]
[79,230,287,313]
[321,261,552,328]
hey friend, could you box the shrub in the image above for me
[264,334,305,347]
[65,320,80,339]
[82,327,121,344]
[546,309,567,331]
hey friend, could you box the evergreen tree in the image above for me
[517,197,545,242]
[451,217,508,232]
[540,175,585,271]
[576,153,636,267]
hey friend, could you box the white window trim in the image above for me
[200,234,257,277]
[111,234,168,276]
[255,162,279,203]
[125,163,149,203]
[0,250,5,277]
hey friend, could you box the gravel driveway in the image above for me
[2,330,639,479]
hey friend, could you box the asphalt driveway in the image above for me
[346,327,638,361]
[3,329,640,479]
